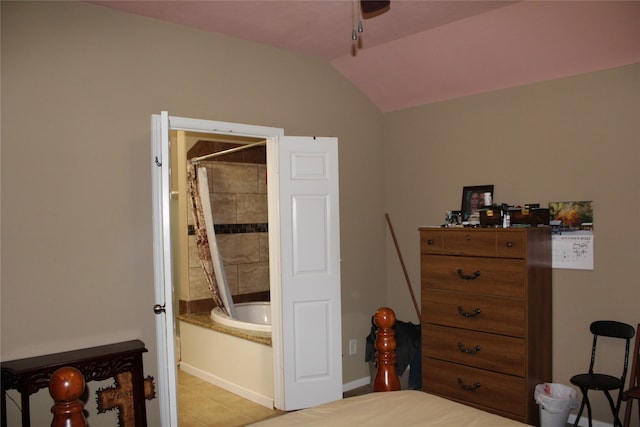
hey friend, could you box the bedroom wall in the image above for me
[383,63,640,425]
[3,2,638,425]
[0,2,384,425]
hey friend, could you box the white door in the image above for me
[151,114,342,424]
[274,137,342,410]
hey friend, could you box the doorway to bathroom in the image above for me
[173,129,274,411]
[151,112,343,426]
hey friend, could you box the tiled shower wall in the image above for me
[187,161,269,303]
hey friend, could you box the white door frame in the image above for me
[152,113,286,425]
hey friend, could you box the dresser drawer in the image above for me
[423,324,525,376]
[422,228,529,258]
[442,229,496,257]
[420,229,443,254]
[421,255,525,298]
[422,289,525,337]
[423,358,526,418]
[496,231,526,258]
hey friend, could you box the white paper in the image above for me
[552,233,594,270]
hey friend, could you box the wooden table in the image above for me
[1,340,148,427]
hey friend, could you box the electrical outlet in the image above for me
[348,339,357,355]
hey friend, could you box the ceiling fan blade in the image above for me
[360,0,391,16]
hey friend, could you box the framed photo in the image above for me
[461,185,494,221]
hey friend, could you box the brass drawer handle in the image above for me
[458,342,481,354]
[457,378,481,391]
[457,269,480,280]
[427,239,434,245]
[505,241,513,248]
[457,306,481,318]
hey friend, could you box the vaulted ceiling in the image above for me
[90,1,640,112]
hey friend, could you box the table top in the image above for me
[1,340,147,375]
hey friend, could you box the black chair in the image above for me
[570,320,636,427]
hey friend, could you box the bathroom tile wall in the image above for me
[187,161,269,302]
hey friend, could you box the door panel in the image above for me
[294,300,331,379]
[279,137,342,410]
[293,195,329,273]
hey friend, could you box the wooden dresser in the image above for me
[419,227,551,425]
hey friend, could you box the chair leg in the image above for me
[585,393,593,427]
[574,391,588,427]
[623,397,632,427]
[604,390,623,427]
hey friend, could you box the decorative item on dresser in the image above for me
[419,227,552,425]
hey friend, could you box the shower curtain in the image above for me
[186,163,235,316]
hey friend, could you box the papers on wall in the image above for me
[549,201,594,270]
[552,233,594,270]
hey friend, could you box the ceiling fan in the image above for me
[351,0,390,52]
[352,0,390,42]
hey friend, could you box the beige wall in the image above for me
[1,2,384,425]
[383,63,640,425]
[2,1,638,425]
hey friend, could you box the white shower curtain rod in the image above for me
[191,140,266,163]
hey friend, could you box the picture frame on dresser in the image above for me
[461,185,494,221]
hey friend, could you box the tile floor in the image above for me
[177,369,284,426]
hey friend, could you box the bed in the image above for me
[249,307,529,427]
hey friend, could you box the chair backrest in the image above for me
[588,321,636,380]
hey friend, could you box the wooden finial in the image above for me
[373,307,401,392]
[49,366,87,427]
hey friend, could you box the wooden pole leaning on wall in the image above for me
[49,366,87,427]
[385,213,421,323]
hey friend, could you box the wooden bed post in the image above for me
[373,307,401,392]
[49,366,87,427]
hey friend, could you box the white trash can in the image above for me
[534,383,578,427]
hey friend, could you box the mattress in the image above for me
[248,390,529,426]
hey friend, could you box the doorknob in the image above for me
[153,304,166,314]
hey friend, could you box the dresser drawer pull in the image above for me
[457,269,481,280]
[457,342,481,354]
[505,241,513,247]
[427,239,435,245]
[457,306,481,318]
[457,378,481,391]
[465,235,472,241]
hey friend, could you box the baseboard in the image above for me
[567,413,612,427]
[179,362,274,409]
[342,376,371,393]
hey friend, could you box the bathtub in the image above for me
[210,301,271,333]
